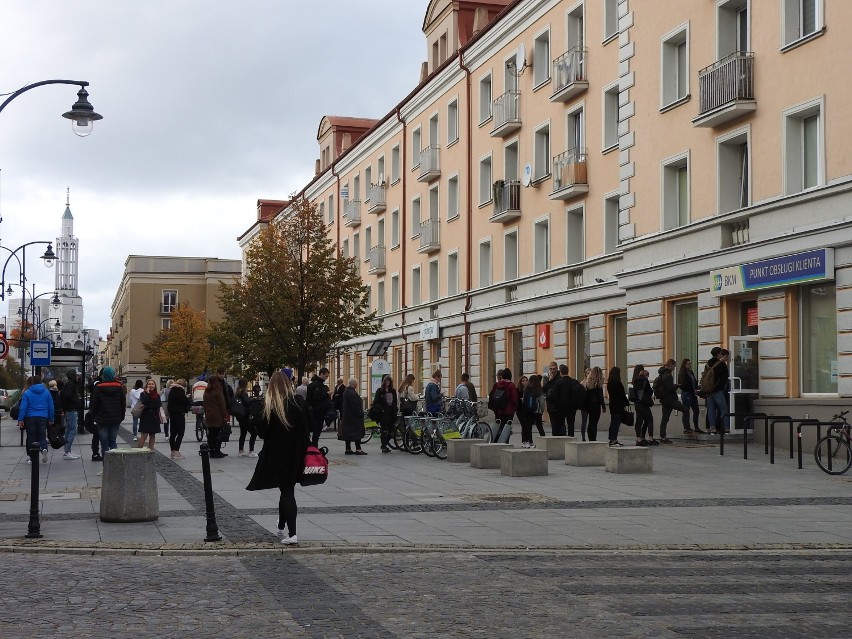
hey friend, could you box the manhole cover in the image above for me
[462,493,554,504]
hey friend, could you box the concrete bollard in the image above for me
[99,448,159,523]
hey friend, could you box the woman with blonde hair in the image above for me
[581,367,606,442]
[246,371,310,545]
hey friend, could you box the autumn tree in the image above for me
[143,303,210,381]
[211,195,378,378]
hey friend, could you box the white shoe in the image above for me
[281,534,298,545]
[520,442,530,448]
[248,451,258,458]
[41,449,48,463]
[26,457,31,464]
[528,442,536,449]
[238,450,246,457]
[63,452,81,460]
[276,529,287,541]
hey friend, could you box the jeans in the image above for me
[580,410,589,440]
[64,410,78,453]
[706,390,730,432]
[25,417,49,452]
[680,391,700,430]
[98,424,119,453]
[132,414,140,437]
[608,411,622,442]
[586,406,601,442]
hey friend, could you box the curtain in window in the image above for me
[801,284,837,393]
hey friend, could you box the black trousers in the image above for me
[634,403,654,439]
[169,414,186,451]
[278,482,297,536]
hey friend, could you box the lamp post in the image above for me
[0,80,103,137]
[10,287,60,385]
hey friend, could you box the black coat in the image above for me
[606,380,629,414]
[61,377,81,411]
[139,391,163,432]
[372,387,398,426]
[167,386,191,415]
[246,396,310,489]
[341,386,365,441]
[90,381,126,427]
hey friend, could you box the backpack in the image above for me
[246,397,265,435]
[47,421,66,450]
[488,386,508,412]
[627,385,638,402]
[652,376,665,400]
[229,395,247,419]
[523,392,537,412]
[699,361,720,395]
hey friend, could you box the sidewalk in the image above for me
[0,414,850,551]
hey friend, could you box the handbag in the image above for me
[219,421,232,442]
[621,410,635,427]
[300,445,329,486]
[47,421,67,449]
[230,396,247,419]
[10,400,20,421]
[84,410,97,434]
[131,401,145,418]
[159,407,168,424]
[367,402,383,422]
[400,397,416,415]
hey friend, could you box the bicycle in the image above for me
[814,411,852,475]
[193,406,207,442]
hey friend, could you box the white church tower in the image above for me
[51,190,86,349]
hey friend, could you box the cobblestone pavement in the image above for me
[2,549,849,638]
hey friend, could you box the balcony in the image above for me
[366,183,386,214]
[490,90,521,137]
[417,146,440,182]
[490,180,521,223]
[550,149,589,201]
[550,47,589,102]
[343,200,361,227]
[418,218,440,254]
[692,52,756,128]
[367,245,386,275]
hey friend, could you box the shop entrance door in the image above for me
[728,336,760,433]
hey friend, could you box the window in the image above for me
[447,252,458,296]
[673,301,698,372]
[479,156,493,204]
[429,185,439,221]
[377,156,385,184]
[479,240,492,287]
[610,314,628,385]
[391,145,400,183]
[662,152,690,229]
[162,290,177,313]
[567,106,585,152]
[717,0,749,58]
[391,275,400,312]
[566,206,585,264]
[413,343,424,384]
[328,195,334,223]
[448,99,459,144]
[429,260,439,301]
[377,219,385,248]
[365,284,372,312]
[429,114,439,146]
[534,219,549,273]
[784,99,823,194]
[162,318,171,330]
[604,193,620,254]
[479,73,492,123]
[801,283,836,393]
[353,232,360,261]
[508,329,524,382]
[534,124,550,180]
[319,201,325,223]
[783,0,822,47]
[447,175,459,220]
[603,83,620,150]
[412,266,421,305]
[412,128,422,168]
[661,25,689,108]
[391,209,400,247]
[364,227,372,259]
[718,129,750,214]
[377,280,385,315]
[342,238,349,258]
[572,320,590,379]
[450,338,463,392]
[481,333,496,394]
[363,169,371,197]
[411,197,421,237]
[604,0,619,40]
[504,231,518,281]
[533,30,550,86]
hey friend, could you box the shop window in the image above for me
[801,283,837,394]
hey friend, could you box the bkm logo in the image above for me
[713,273,723,291]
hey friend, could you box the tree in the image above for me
[143,303,210,381]
[0,355,24,390]
[8,320,35,346]
[211,195,379,378]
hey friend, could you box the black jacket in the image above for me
[704,357,730,393]
[633,376,654,407]
[542,373,559,412]
[341,386,365,441]
[61,375,81,411]
[90,381,126,427]
[553,375,580,413]
[247,395,310,490]
[167,386,191,415]
[307,375,331,412]
[372,387,398,426]
[654,367,681,408]
[606,380,629,414]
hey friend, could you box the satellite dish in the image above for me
[516,43,526,73]
[522,163,533,187]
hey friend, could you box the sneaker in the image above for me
[276,529,287,541]
[238,450,246,457]
[683,429,694,435]
[41,449,48,463]
[649,440,660,446]
[281,534,298,546]
[248,451,258,458]
[609,441,617,447]
[354,450,367,455]
[636,440,649,447]
[660,438,673,444]
[91,454,103,462]
[381,446,391,453]
[345,449,355,455]
[521,442,530,449]
[528,442,536,449]
[26,457,31,464]
[63,452,81,460]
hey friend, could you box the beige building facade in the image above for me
[246,0,851,426]
[107,256,241,388]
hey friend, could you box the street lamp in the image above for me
[0,80,103,137]
[0,242,56,303]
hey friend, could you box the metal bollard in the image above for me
[25,443,43,538]
[199,443,222,542]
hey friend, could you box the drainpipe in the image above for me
[395,106,408,371]
[459,49,473,373]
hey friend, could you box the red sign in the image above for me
[537,324,550,348]
[0,335,7,359]
[747,306,759,327]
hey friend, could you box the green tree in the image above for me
[211,195,378,378]
[0,355,24,390]
[143,303,210,381]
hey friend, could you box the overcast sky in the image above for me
[0,1,427,336]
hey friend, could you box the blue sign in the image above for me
[710,248,833,297]
[29,340,52,366]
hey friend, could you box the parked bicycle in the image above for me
[814,411,852,475]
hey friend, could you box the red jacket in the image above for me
[491,379,519,418]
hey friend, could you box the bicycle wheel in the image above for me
[421,428,436,457]
[391,423,404,450]
[403,427,423,454]
[814,435,852,475]
[432,432,448,459]
[360,428,374,445]
[473,422,492,441]
[195,415,205,442]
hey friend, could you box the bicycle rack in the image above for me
[720,412,767,458]
[796,421,842,470]
[768,417,814,465]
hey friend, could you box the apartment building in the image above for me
[107,255,241,388]
[247,0,850,425]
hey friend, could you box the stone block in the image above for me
[447,438,485,463]
[470,443,513,469]
[99,448,159,523]
[565,440,609,466]
[533,435,576,460]
[605,446,652,474]
[500,449,548,477]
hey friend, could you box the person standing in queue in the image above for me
[203,371,230,458]
[373,375,398,453]
[137,378,162,450]
[341,377,367,455]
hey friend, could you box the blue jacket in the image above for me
[19,384,55,422]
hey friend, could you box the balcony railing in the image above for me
[550,47,589,102]
[343,200,361,227]
[490,90,521,137]
[367,183,386,214]
[418,146,440,182]
[491,180,521,222]
[418,217,440,254]
[693,51,756,127]
[550,148,589,200]
[367,245,386,274]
